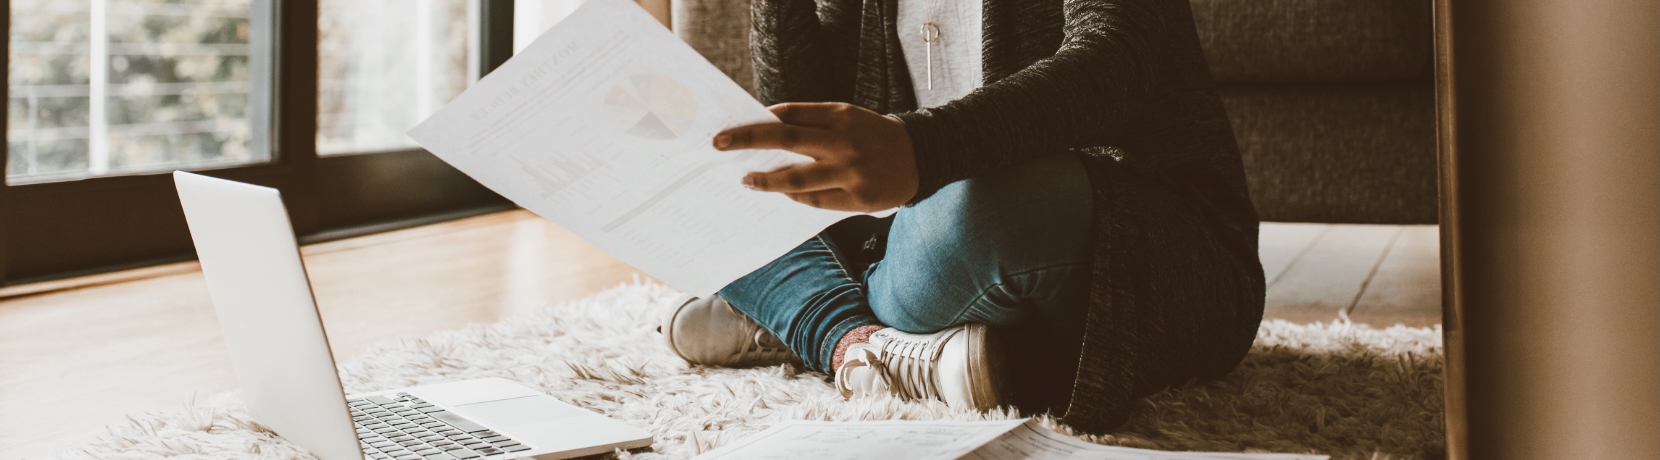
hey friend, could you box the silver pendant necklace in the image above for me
[920,0,942,90]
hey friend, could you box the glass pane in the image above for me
[7,0,271,185]
[513,0,667,54]
[316,0,474,156]
[512,0,583,54]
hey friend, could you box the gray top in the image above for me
[751,0,1266,433]
[896,0,981,107]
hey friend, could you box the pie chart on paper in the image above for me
[603,74,698,140]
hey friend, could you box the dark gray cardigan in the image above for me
[751,0,1266,433]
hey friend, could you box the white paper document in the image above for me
[407,0,854,295]
[693,419,1027,460]
[694,419,1329,460]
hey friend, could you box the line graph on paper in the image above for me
[603,74,697,140]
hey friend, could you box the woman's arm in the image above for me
[895,0,1173,201]
[722,0,1176,211]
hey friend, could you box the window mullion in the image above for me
[88,0,109,175]
[1,0,9,286]
[274,0,322,234]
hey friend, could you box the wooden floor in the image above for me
[0,211,1441,459]
[1261,222,1443,328]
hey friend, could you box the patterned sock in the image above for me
[830,324,885,371]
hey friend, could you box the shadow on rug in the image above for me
[51,282,1444,460]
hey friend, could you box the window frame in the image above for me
[1,2,9,286]
[0,0,516,286]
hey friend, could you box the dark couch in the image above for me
[674,0,1437,224]
[1194,0,1435,224]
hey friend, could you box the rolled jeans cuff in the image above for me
[818,314,879,372]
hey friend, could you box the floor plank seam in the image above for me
[1344,227,1405,317]
[1266,225,1331,289]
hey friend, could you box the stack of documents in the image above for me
[408,0,856,296]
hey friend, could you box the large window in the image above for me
[0,0,516,285]
[0,0,671,285]
[7,0,269,184]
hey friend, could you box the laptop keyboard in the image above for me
[350,393,533,460]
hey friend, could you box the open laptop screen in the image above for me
[174,171,363,460]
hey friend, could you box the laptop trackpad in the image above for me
[453,395,587,427]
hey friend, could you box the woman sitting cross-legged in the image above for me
[660,0,1266,433]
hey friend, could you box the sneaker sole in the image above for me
[961,323,1009,411]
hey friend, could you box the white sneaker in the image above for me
[834,323,1006,411]
[661,294,801,367]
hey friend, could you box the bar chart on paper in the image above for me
[510,153,603,199]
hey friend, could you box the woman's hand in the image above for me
[714,102,919,212]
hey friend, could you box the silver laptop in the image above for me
[173,171,653,460]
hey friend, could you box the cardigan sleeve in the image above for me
[751,0,838,104]
[892,0,1172,202]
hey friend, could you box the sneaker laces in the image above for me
[836,328,959,401]
[729,329,793,366]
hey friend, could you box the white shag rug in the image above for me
[49,282,1445,460]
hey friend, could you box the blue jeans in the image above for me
[718,152,1094,408]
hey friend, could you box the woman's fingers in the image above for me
[744,163,842,193]
[785,190,862,211]
[714,102,914,211]
[714,123,833,157]
[769,102,848,128]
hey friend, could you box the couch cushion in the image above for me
[674,0,755,94]
[1192,0,1432,82]
[1223,81,1437,224]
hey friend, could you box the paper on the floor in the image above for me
[406,0,853,296]
[694,419,1330,460]
[691,419,1027,460]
